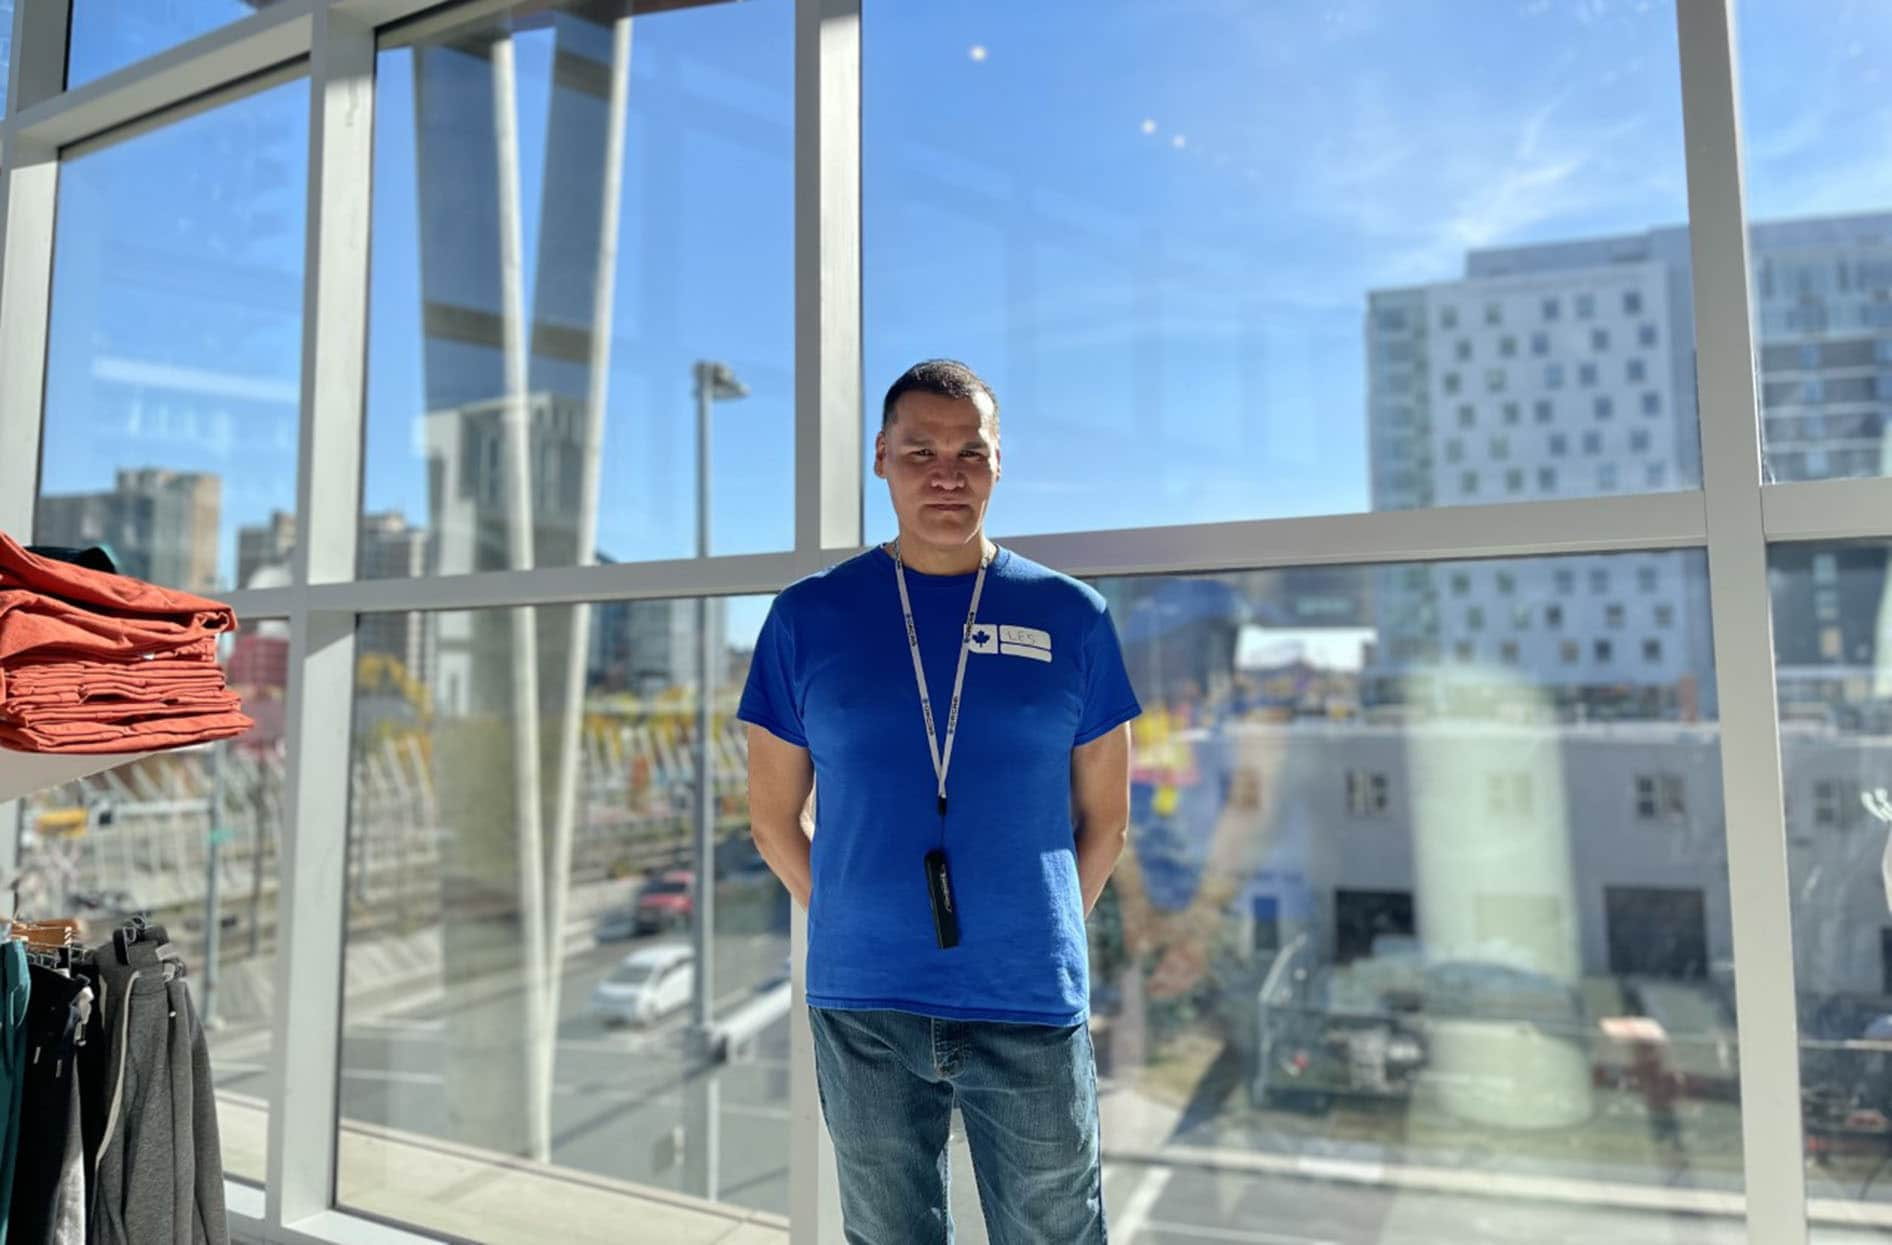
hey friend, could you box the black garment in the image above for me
[21,546,117,575]
[87,930,227,1245]
[9,964,90,1245]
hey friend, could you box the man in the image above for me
[740,359,1140,1243]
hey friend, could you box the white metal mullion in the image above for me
[268,6,374,1229]
[793,0,862,1239]
[1675,3,1807,1242]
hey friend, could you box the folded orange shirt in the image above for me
[0,533,236,632]
[0,709,254,753]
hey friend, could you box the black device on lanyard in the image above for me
[892,539,992,952]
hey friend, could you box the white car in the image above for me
[592,943,695,1027]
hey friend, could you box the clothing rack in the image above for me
[2,913,228,1244]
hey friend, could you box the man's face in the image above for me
[873,390,1001,550]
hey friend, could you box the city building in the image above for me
[38,466,221,593]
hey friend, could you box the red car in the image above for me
[634,870,695,934]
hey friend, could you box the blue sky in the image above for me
[26,0,1892,643]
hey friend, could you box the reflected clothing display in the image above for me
[2,919,227,1245]
[0,533,251,754]
[740,546,1140,1026]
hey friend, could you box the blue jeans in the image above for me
[809,1006,1108,1245]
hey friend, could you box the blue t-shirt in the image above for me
[738,546,1142,1026]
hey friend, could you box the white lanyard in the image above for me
[892,539,993,818]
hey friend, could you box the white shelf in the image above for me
[0,746,149,803]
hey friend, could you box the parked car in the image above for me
[633,870,695,934]
[591,943,695,1027]
[1252,939,1427,1113]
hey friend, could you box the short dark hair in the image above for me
[880,359,999,434]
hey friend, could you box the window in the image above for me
[1512,604,1533,629]
[1456,339,1474,362]
[1595,396,1615,420]
[1546,363,1566,389]
[1531,331,1550,356]
[67,2,264,87]
[1560,639,1581,664]
[1606,604,1626,628]
[1555,569,1575,594]
[1579,362,1599,387]
[1445,440,1465,464]
[1467,607,1486,631]
[1547,604,1565,629]
[1639,323,1658,348]
[1636,774,1687,821]
[1820,625,1844,659]
[1346,770,1390,817]
[1592,328,1611,352]
[1502,401,1522,426]
[1638,565,1659,592]
[1538,466,1558,492]
[37,76,309,595]
[1500,640,1520,665]
[365,0,795,574]
[1643,637,1663,662]
[1451,572,1472,596]
[1506,468,1525,494]
[1813,552,1838,584]
[1534,399,1554,423]
[1594,638,1614,663]
[1495,572,1516,594]
[1576,292,1596,318]
[1627,358,1647,383]
[1441,306,1460,330]
[1458,404,1477,429]
[1487,772,1534,816]
[1624,290,1644,315]
[1630,430,1652,453]
[1485,302,1503,326]
[1490,436,1510,460]
[1583,431,1604,455]
[1547,433,1568,457]
[1454,640,1475,662]
[1590,568,1610,593]
[1499,335,1518,359]
[1460,470,1480,494]
[1642,391,1662,416]
[1485,368,1507,393]
[1542,297,1562,321]
[1813,779,1859,829]
[1655,603,1675,628]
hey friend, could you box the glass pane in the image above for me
[336,594,788,1241]
[13,626,288,1187]
[1074,552,1746,1240]
[361,0,793,580]
[1767,542,1892,1240]
[1738,4,1892,486]
[0,0,13,118]
[66,1,269,89]
[34,81,309,594]
[864,4,1697,540]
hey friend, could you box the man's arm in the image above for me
[747,724,815,909]
[1072,722,1133,918]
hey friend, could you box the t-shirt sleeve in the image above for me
[1075,604,1142,746]
[738,598,808,749]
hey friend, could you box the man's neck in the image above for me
[888,531,994,576]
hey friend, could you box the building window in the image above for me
[1543,297,1562,321]
[1538,466,1557,491]
[1487,772,1534,816]
[1445,440,1464,464]
[1505,468,1525,494]
[1639,323,1658,348]
[1595,638,1614,663]
[1500,335,1518,359]
[1346,770,1390,817]
[1534,399,1554,423]
[1592,328,1611,352]
[1546,364,1565,389]
[1443,372,1462,395]
[1560,639,1580,664]
[1502,401,1521,426]
[1814,779,1861,829]
[1624,290,1644,315]
[1450,572,1471,596]
[1577,293,1596,319]
[1460,470,1479,494]
[1442,306,1460,330]
[1647,462,1668,488]
[1485,302,1503,326]
[1583,431,1604,455]
[1486,368,1507,393]
[1637,566,1659,592]
[1549,433,1569,456]
[1813,552,1839,584]
[1821,625,1844,659]
[1531,331,1550,357]
[1547,604,1565,629]
[1495,572,1516,595]
[1454,640,1475,662]
[1500,640,1520,665]
[1490,436,1510,460]
[1606,604,1626,628]
[1458,404,1477,428]
[1636,773,1686,821]
[1655,603,1675,628]
[1512,604,1533,629]
[1468,607,1486,631]
[1595,396,1615,419]
[1643,637,1663,662]
[1627,358,1647,383]
[1456,339,1473,362]
[1642,391,1662,416]
[1555,569,1575,594]
[1590,568,1610,593]
[1579,362,1598,387]
[1630,429,1651,453]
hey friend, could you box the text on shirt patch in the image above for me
[970,622,1051,663]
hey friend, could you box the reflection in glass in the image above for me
[66,1,272,89]
[12,626,288,1187]
[336,594,787,1242]
[1080,554,1744,1240]
[34,80,308,594]
[1769,543,1892,1235]
[360,0,793,582]
[865,3,1695,537]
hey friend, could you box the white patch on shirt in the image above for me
[973,622,1053,662]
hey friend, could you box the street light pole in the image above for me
[688,359,744,1201]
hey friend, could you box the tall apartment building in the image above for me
[38,467,221,593]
